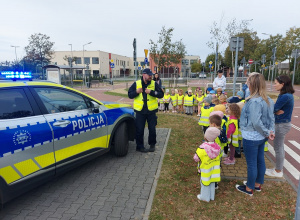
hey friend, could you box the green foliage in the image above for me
[191,62,202,73]
[204,53,224,71]
[24,33,54,64]
[149,26,186,72]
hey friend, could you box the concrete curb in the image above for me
[143,128,171,220]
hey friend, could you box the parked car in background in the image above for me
[190,72,198,78]
[199,72,207,78]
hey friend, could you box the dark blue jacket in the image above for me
[274,93,294,124]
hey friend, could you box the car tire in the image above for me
[112,122,129,157]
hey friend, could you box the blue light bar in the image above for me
[1,71,32,79]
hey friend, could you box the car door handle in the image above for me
[53,120,71,127]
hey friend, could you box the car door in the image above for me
[32,86,108,167]
[0,87,55,187]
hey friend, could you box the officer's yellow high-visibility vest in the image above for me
[177,94,184,105]
[170,95,177,106]
[196,148,221,186]
[134,80,158,111]
[226,118,239,147]
[184,95,194,106]
[198,106,214,126]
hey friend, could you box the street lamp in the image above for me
[11,45,20,63]
[82,42,92,86]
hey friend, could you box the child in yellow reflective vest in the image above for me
[185,89,194,115]
[193,88,199,113]
[197,90,204,116]
[163,89,171,113]
[198,95,214,134]
[193,127,221,202]
[158,87,165,111]
[170,89,178,113]
[177,89,184,114]
[216,88,223,99]
[224,103,241,165]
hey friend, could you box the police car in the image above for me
[0,71,135,206]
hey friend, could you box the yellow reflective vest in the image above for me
[197,95,204,105]
[198,106,214,126]
[134,80,158,111]
[170,94,177,106]
[163,94,170,103]
[193,94,198,106]
[184,95,194,106]
[226,118,239,147]
[196,148,221,186]
[177,94,184,105]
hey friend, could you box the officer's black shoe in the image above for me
[149,145,155,152]
[136,148,148,153]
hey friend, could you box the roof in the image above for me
[43,64,85,69]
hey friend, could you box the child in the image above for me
[212,97,220,105]
[177,89,184,114]
[213,104,228,157]
[237,91,245,103]
[158,87,165,111]
[193,127,221,202]
[185,89,194,115]
[197,90,204,116]
[198,95,214,134]
[163,89,171,113]
[219,94,227,105]
[236,101,245,156]
[223,103,241,165]
[170,89,178,113]
[205,87,213,97]
[209,111,228,159]
[216,88,223,98]
[193,88,199,113]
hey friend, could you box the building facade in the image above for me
[51,51,200,79]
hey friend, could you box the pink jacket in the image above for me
[193,142,221,161]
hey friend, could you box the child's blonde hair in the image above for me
[219,94,227,103]
[212,97,220,105]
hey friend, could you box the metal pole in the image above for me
[271,62,275,91]
[292,49,298,86]
[255,63,257,72]
[233,37,239,96]
[268,61,271,81]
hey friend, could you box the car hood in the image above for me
[101,101,132,109]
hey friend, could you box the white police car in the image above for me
[0,74,135,206]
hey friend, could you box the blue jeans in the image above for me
[243,138,267,190]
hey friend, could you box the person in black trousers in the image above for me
[128,68,164,153]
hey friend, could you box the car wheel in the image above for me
[112,122,129,157]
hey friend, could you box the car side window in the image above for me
[0,89,34,119]
[34,87,88,114]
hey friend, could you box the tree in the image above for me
[24,33,55,65]
[191,62,202,73]
[149,26,186,75]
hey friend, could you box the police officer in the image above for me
[128,68,164,153]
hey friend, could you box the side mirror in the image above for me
[91,101,100,113]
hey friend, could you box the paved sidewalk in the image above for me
[0,128,170,220]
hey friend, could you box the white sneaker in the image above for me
[265,168,283,178]
[222,153,228,158]
[197,114,200,116]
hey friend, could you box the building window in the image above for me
[75,57,82,64]
[92,57,99,64]
[127,61,129,66]
[190,59,197,64]
[182,59,189,65]
[84,57,90,64]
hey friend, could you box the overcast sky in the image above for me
[1,0,299,63]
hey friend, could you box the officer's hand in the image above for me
[136,88,143,94]
[145,89,151,94]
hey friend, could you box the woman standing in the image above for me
[236,73,275,196]
[153,73,162,88]
[265,75,294,177]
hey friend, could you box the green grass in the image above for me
[149,113,296,220]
